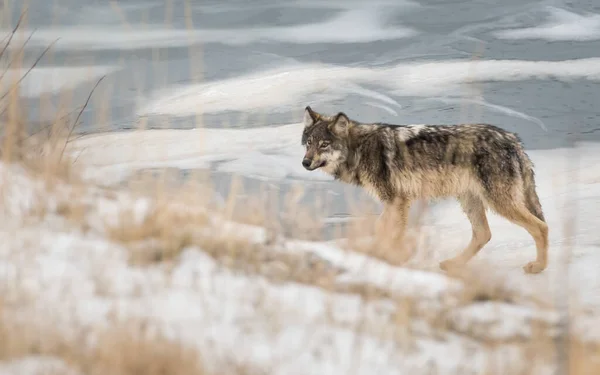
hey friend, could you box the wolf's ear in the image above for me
[329,112,351,137]
[303,106,319,128]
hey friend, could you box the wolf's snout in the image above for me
[302,158,312,169]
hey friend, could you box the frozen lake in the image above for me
[4,0,600,231]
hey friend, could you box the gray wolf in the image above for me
[300,106,548,274]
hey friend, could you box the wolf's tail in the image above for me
[520,154,545,222]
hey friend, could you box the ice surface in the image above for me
[423,97,547,131]
[2,66,118,98]
[11,6,415,51]
[67,123,330,185]
[494,7,600,41]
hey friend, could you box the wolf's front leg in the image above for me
[375,198,412,265]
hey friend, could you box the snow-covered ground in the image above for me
[65,121,600,309]
[1,133,599,374]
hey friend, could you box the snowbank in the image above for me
[134,58,600,117]
[1,158,598,374]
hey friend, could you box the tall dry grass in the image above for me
[0,302,211,375]
[0,3,595,375]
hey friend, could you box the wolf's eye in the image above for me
[320,142,330,149]
[306,139,312,146]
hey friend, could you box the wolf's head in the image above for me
[301,106,352,174]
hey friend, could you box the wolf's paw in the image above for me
[523,261,546,274]
[439,259,465,272]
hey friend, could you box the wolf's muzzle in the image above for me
[302,158,325,171]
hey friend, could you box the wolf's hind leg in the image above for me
[440,193,491,271]
[490,201,548,274]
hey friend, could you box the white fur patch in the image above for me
[319,150,343,175]
[407,124,427,132]
[396,124,427,142]
[304,109,315,128]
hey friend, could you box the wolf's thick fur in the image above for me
[300,106,548,274]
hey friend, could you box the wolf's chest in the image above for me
[335,169,384,201]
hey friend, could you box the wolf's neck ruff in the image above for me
[333,128,398,202]
[299,106,549,275]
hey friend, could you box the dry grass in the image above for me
[568,341,600,375]
[106,197,209,263]
[89,325,207,375]
[3,296,600,375]
[0,303,209,375]
[0,13,211,374]
[101,189,348,292]
[0,20,87,186]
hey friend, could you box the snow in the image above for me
[64,120,600,317]
[494,7,600,42]
[67,123,325,185]
[136,58,600,117]
[64,104,600,315]
[2,137,600,374]
[447,302,560,341]
[0,357,80,375]
[280,240,465,308]
[137,64,377,116]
